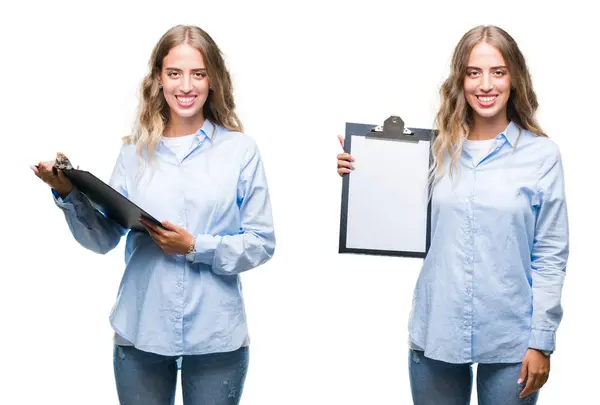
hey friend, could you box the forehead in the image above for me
[467,42,506,67]
[163,44,206,68]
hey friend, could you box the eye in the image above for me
[193,72,207,78]
[467,70,480,77]
[167,71,180,78]
[493,70,507,77]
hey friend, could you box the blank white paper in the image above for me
[345,135,430,253]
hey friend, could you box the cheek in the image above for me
[499,77,511,93]
[463,80,477,97]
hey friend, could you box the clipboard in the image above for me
[339,116,434,258]
[60,168,164,233]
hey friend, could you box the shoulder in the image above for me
[518,129,564,183]
[117,141,139,163]
[214,125,260,154]
[518,128,562,164]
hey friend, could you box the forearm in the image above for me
[54,187,126,254]
[190,230,275,276]
[529,268,566,351]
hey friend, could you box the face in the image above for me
[463,42,511,121]
[158,44,210,122]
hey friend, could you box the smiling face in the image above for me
[158,44,210,129]
[463,42,511,124]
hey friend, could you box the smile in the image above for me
[175,95,197,107]
[476,95,497,107]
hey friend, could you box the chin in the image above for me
[175,109,203,118]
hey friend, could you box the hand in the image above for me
[518,349,550,398]
[336,135,355,176]
[31,159,73,198]
[140,217,195,255]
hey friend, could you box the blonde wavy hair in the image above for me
[124,25,243,166]
[430,25,546,187]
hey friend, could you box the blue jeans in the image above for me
[409,350,539,405]
[113,344,249,405]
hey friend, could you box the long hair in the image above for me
[430,25,546,188]
[124,25,243,166]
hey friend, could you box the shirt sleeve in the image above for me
[53,146,129,254]
[190,140,275,275]
[528,146,569,352]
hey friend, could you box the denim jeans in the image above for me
[408,350,539,405]
[113,344,249,405]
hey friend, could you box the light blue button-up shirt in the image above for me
[53,120,275,356]
[408,122,568,364]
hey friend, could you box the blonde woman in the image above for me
[32,25,275,405]
[337,25,568,404]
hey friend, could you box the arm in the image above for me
[189,140,275,275]
[53,147,128,254]
[528,148,569,352]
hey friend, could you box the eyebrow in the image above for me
[466,66,508,70]
[164,67,207,71]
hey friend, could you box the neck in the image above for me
[164,114,206,138]
[469,113,509,141]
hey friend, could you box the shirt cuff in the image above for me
[528,329,556,352]
[52,188,77,208]
[190,234,222,265]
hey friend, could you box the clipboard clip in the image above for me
[367,116,417,143]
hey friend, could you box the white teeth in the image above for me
[177,97,195,104]
[477,96,497,102]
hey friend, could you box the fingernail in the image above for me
[517,379,523,384]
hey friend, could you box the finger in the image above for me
[336,152,355,162]
[338,168,351,176]
[518,361,527,385]
[520,376,536,398]
[338,135,345,149]
[37,162,56,181]
[337,160,354,170]
[144,224,162,243]
[30,165,41,177]
[161,220,180,232]
[37,161,55,172]
[140,217,162,232]
[521,367,543,399]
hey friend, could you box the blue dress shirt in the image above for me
[408,122,568,364]
[53,120,275,356]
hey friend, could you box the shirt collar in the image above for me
[498,121,520,148]
[197,119,215,141]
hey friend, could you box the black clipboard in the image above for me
[60,168,164,233]
[339,116,435,258]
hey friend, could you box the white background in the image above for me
[2,0,598,404]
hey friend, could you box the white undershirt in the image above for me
[462,138,496,166]
[160,133,197,162]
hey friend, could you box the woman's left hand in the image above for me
[140,217,195,255]
[519,349,550,398]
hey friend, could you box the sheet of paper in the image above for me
[345,135,430,253]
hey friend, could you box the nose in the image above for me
[480,72,493,92]
[180,74,193,93]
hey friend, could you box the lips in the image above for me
[475,95,497,107]
[175,95,196,107]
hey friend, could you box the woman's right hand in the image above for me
[31,160,73,199]
[336,135,355,177]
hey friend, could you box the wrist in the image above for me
[55,186,73,200]
[185,237,196,262]
[530,348,552,357]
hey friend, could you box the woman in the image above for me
[336,25,568,404]
[31,25,275,405]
